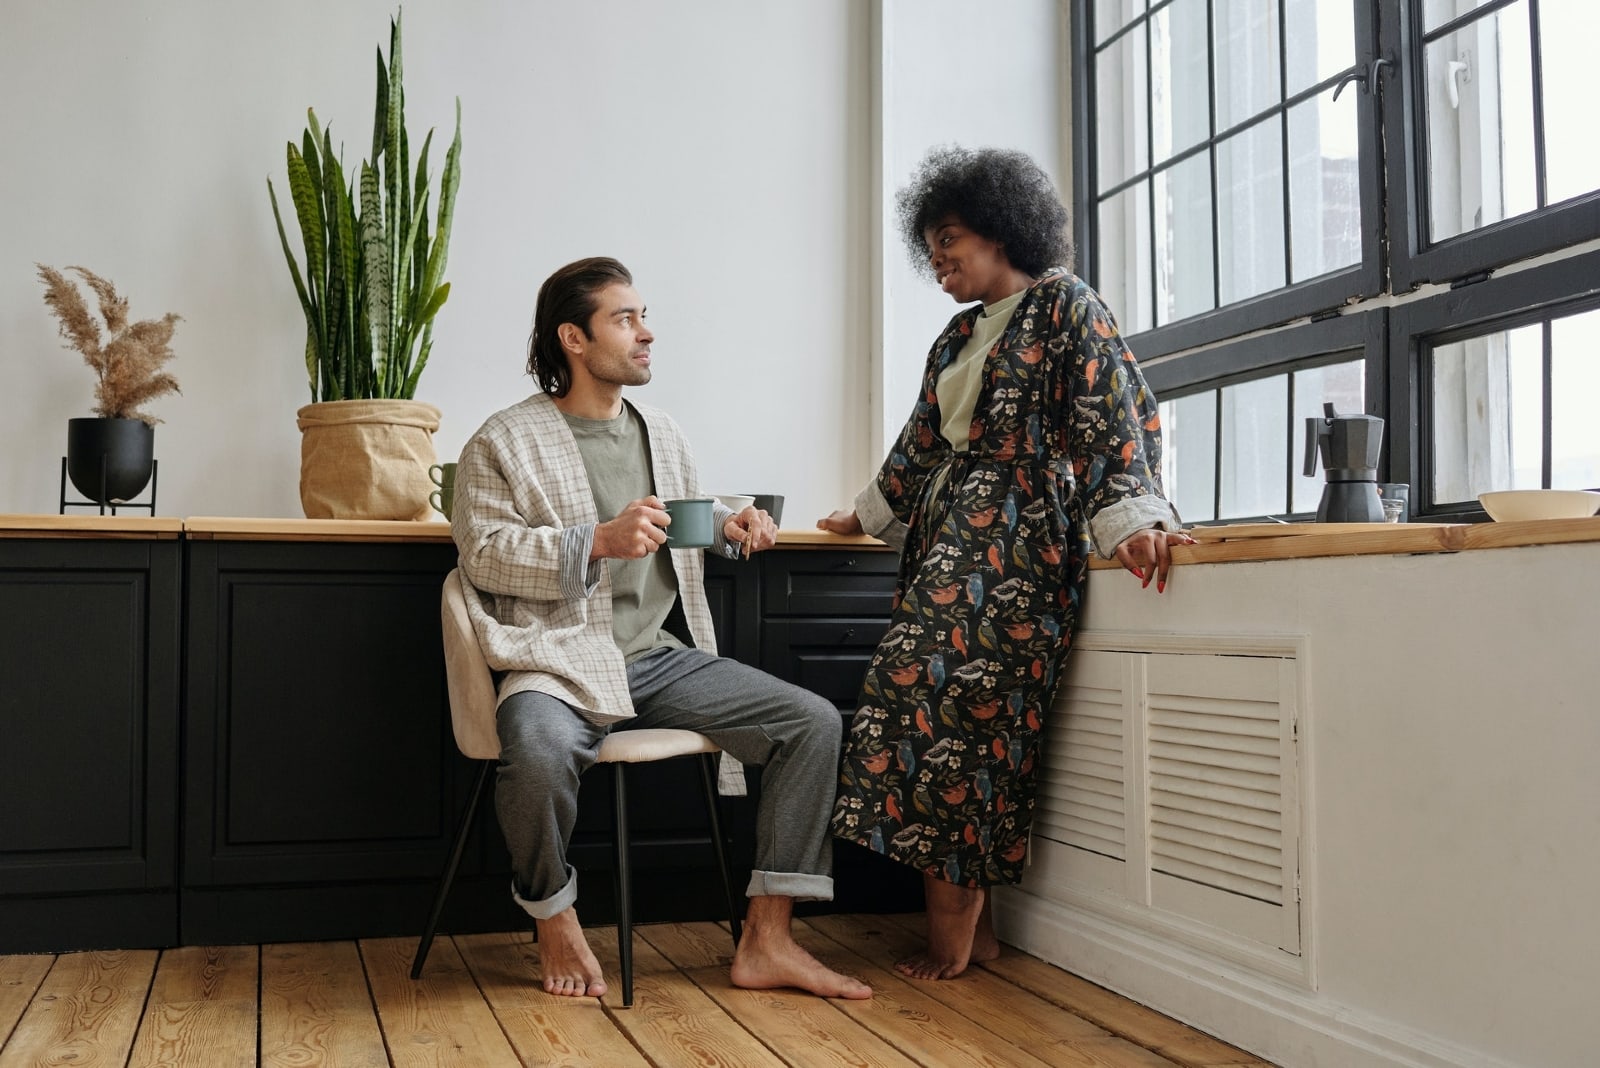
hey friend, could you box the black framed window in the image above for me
[1075,0,1600,519]
[1143,310,1385,523]
[1388,0,1600,289]
[1387,248,1600,516]
[1079,0,1384,359]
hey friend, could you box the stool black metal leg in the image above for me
[699,752,744,946]
[411,759,493,979]
[613,762,635,1007]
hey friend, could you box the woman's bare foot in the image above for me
[534,908,606,998]
[729,896,872,999]
[896,874,986,980]
[970,894,1001,964]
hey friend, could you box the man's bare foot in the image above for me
[729,896,872,999]
[534,908,606,998]
[895,874,986,980]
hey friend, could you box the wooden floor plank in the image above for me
[0,954,54,1052]
[127,945,258,1068]
[786,921,1058,1068]
[641,922,921,1068]
[1,949,158,1068]
[362,934,521,1067]
[454,931,650,1068]
[971,939,1267,1068]
[809,915,1182,1068]
[590,923,789,1067]
[0,919,1276,1068]
[261,941,388,1068]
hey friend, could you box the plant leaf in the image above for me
[360,162,392,395]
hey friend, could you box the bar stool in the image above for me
[411,569,743,1006]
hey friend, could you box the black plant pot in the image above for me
[67,417,155,504]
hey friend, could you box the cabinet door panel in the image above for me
[185,541,461,887]
[0,538,179,950]
[762,551,897,616]
[761,618,890,711]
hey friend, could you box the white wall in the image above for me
[0,0,872,524]
[0,0,1068,525]
[1001,542,1600,1068]
[873,0,1067,461]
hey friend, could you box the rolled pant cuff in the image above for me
[511,871,579,920]
[746,870,833,902]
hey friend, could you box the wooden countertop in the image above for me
[183,516,458,542]
[167,517,891,548]
[1086,517,1600,569]
[0,513,890,547]
[0,514,184,539]
[7,512,1594,560]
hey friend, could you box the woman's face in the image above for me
[923,215,1015,304]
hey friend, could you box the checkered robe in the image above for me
[451,392,737,726]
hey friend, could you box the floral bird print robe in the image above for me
[831,270,1173,887]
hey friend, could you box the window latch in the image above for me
[1332,56,1394,101]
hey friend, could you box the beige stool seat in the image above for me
[412,569,742,1005]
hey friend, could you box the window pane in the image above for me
[1423,0,1497,33]
[1538,4,1600,206]
[1425,3,1538,242]
[1154,153,1216,325]
[1431,324,1541,502]
[1097,23,1149,189]
[1095,0,1147,46]
[1291,359,1366,513]
[1220,376,1289,518]
[1283,0,1355,98]
[1217,119,1287,306]
[1096,180,1153,336]
[1214,0,1281,131]
[1288,90,1360,282]
[1163,392,1217,522]
[1150,0,1210,163]
[1550,308,1600,489]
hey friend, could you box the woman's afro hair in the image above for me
[895,145,1072,280]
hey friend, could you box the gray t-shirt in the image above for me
[562,404,687,663]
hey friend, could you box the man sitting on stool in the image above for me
[451,256,871,1001]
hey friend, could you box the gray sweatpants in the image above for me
[495,646,841,920]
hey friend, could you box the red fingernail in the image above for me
[1132,566,1144,580]
[1157,579,1166,593]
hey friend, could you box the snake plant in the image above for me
[268,11,461,402]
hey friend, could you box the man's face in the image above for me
[566,283,654,388]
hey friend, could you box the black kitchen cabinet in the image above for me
[0,534,182,953]
[1,526,914,953]
[757,548,923,913]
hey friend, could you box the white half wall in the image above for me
[0,0,873,524]
[999,542,1600,1068]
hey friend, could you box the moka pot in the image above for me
[1303,402,1385,522]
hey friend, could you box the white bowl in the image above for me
[1478,489,1600,522]
[714,494,756,513]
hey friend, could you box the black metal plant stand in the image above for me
[59,456,158,516]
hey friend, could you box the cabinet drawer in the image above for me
[762,550,897,616]
[762,617,890,711]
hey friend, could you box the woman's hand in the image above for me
[816,509,864,536]
[1113,527,1196,593]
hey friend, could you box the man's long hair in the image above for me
[526,257,633,396]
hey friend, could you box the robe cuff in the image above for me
[1090,496,1183,559]
[854,481,907,551]
[559,524,605,598]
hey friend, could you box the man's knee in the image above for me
[792,689,842,751]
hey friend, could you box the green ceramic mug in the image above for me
[663,497,714,548]
[429,462,457,520]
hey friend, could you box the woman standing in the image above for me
[821,146,1191,979]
